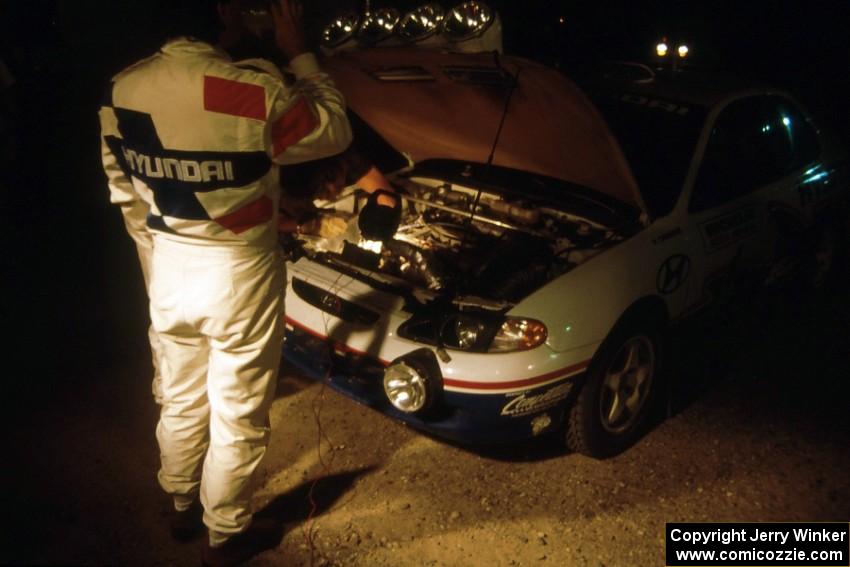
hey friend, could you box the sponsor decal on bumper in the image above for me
[283,319,588,443]
[500,382,574,417]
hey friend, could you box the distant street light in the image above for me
[655,37,691,72]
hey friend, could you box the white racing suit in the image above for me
[99,38,352,544]
[115,197,164,403]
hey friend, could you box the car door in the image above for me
[683,95,807,310]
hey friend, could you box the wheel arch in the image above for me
[609,295,669,337]
[564,294,668,458]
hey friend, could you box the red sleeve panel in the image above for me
[214,196,273,234]
[271,96,319,157]
[204,75,267,121]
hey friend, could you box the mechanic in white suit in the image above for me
[99,1,352,564]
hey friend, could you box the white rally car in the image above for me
[282,49,849,457]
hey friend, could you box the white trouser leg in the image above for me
[155,329,211,503]
[139,242,164,405]
[202,288,284,545]
[121,201,164,404]
[148,324,164,404]
[150,238,284,544]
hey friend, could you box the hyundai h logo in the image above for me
[320,292,343,315]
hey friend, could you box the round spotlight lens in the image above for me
[399,4,445,42]
[656,42,669,57]
[442,1,494,41]
[384,361,428,413]
[677,44,689,58]
[357,7,401,44]
[321,12,361,48]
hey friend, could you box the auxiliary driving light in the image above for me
[443,1,494,41]
[321,12,361,49]
[383,348,443,414]
[442,1,502,52]
[399,4,446,43]
[357,8,402,45]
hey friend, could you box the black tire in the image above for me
[566,318,661,458]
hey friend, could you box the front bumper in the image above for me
[283,325,583,444]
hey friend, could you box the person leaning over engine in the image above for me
[277,144,400,240]
[98,1,351,565]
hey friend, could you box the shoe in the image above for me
[170,500,204,542]
[201,518,282,567]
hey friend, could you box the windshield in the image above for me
[588,91,707,218]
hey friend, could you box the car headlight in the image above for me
[398,4,445,43]
[357,8,401,45]
[321,12,361,49]
[399,312,547,353]
[383,348,442,413]
[436,313,499,352]
[436,314,546,353]
[489,318,548,352]
[442,1,495,41]
[453,315,487,350]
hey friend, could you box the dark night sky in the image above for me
[2,1,848,77]
[1,1,848,123]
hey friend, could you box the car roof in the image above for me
[584,62,777,109]
[323,48,646,214]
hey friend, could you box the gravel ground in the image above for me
[6,280,850,567]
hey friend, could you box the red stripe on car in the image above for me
[284,316,590,392]
[203,75,266,121]
[442,361,588,391]
[215,196,273,234]
[272,97,318,156]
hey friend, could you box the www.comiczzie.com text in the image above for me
[666,522,849,566]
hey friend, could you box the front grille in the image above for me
[288,326,386,379]
[292,278,380,326]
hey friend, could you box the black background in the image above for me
[0,2,848,563]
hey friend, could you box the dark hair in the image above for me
[281,146,371,198]
[157,0,227,44]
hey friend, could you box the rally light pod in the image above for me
[383,348,443,414]
[357,8,402,45]
[442,1,502,53]
[398,4,446,46]
[321,12,362,51]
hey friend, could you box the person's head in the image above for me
[158,0,242,44]
[281,154,348,201]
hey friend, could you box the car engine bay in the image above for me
[293,172,624,305]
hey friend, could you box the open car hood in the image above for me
[323,48,646,216]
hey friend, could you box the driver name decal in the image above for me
[700,206,758,253]
[501,382,573,417]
